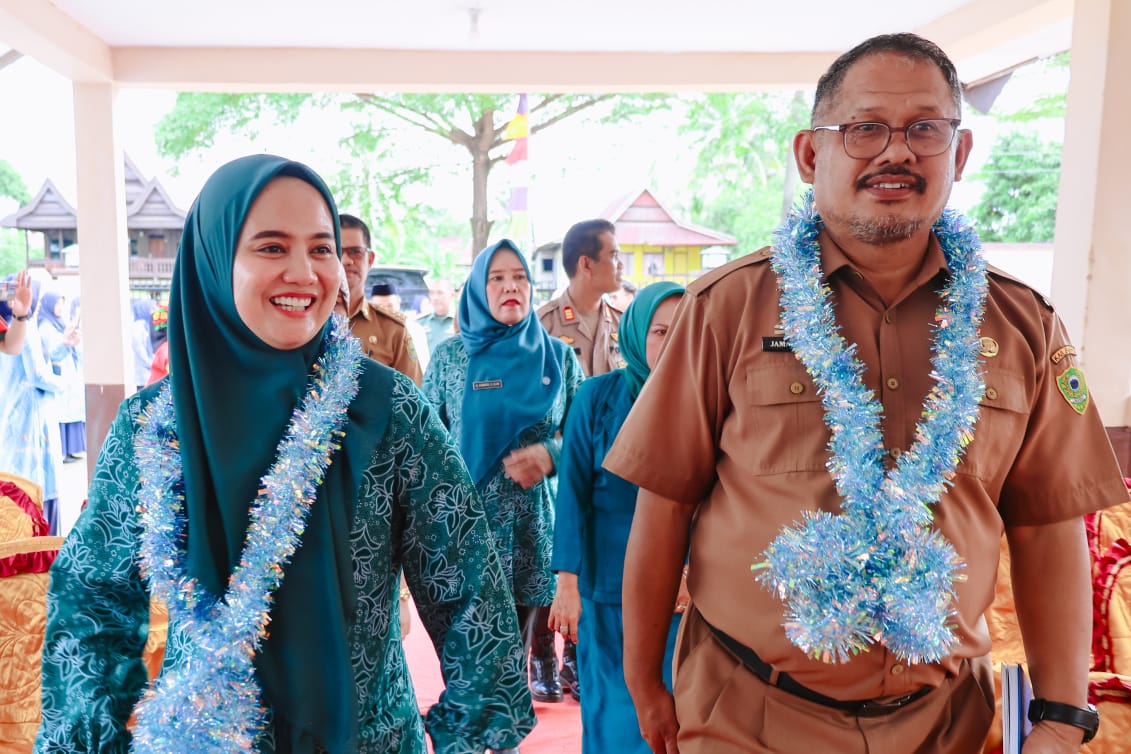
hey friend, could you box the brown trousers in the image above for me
[673,606,995,754]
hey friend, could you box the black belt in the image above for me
[705,619,932,717]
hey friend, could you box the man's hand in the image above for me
[502,444,553,489]
[549,572,582,643]
[634,678,681,754]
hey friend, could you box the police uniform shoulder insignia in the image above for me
[1056,366,1089,414]
[563,306,575,322]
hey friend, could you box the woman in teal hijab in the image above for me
[37,155,534,754]
[422,241,584,749]
[547,282,685,754]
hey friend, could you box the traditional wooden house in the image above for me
[602,188,737,286]
[532,188,738,295]
[0,155,186,291]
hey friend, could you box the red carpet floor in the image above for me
[405,601,583,753]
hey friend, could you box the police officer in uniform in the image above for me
[339,214,422,386]
[535,218,625,704]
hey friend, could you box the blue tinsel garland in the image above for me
[754,192,988,665]
[130,316,363,752]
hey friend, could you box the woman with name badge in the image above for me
[423,240,584,748]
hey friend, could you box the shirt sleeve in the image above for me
[36,400,150,754]
[391,326,423,387]
[387,383,536,753]
[603,291,729,505]
[998,312,1130,525]
[551,378,600,575]
[420,343,450,429]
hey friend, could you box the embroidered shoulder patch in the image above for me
[1056,366,1089,414]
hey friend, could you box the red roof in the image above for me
[600,188,737,247]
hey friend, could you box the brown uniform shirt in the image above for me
[538,288,623,377]
[348,300,423,386]
[605,236,1129,701]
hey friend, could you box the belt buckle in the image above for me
[855,692,920,717]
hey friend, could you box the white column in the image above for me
[72,81,132,469]
[1052,0,1131,426]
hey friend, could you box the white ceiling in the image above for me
[1,0,1073,90]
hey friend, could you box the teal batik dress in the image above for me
[422,337,584,608]
[36,371,535,754]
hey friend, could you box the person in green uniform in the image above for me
[35,154,534,754]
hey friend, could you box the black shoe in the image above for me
[528,633,563,702]
[560,638,580,702]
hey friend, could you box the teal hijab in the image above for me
[618,281,685,400]
[457,239,562,489]
[168,154,390,752]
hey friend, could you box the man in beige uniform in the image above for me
[605,33,1129,754]
[339,213,422,386]
[534,218,626,704]
[538,219,625,378]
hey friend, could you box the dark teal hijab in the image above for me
[167,154,390,753]
[618,281,684,400]
[457,239,562,489]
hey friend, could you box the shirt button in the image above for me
[789,382,806,395]
[891,664,905,675]
[985,386,999,400]
[886,377,900,390]
[884,310,895,324]
[890,447,903,459]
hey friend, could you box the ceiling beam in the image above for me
[111,48,836,93]
[0,0,112,82]
[918,0,1072,82]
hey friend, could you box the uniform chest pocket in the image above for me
[960,370,1031,485]
[742,364,830,474]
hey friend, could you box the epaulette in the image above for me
[986,264,1054,311]
[687,246,773,295]
[373,306,409,326]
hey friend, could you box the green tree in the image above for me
[0,160,31,276]
[0,160,30,204]
[679,91,810,256]
[155,93,662,258]
[968,53,1067,243]
[968,130,1061,242]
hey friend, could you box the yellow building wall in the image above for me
[622,243,702,285]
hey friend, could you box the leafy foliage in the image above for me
[968,130,1060,242]
[680,91,810,256]
[0,228,30,277]
[968,53,1067,243]
[154,93,661,260]
[0,160,30,204]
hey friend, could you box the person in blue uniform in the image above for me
[548,281,686,753]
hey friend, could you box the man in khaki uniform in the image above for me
[605,33,1128,754]
[538,219,625,378]
[534,218,626,704]
[339,214,422,386]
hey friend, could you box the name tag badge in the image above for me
[762,336,791,352]
[472,379,503,391]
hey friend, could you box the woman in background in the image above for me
[0,278,63,534]
[423,240,583,750]
[38,289,86,462]
[548,282,687,753]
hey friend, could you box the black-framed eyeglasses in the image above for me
[342,246,370,259]
[811,118,961,160]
